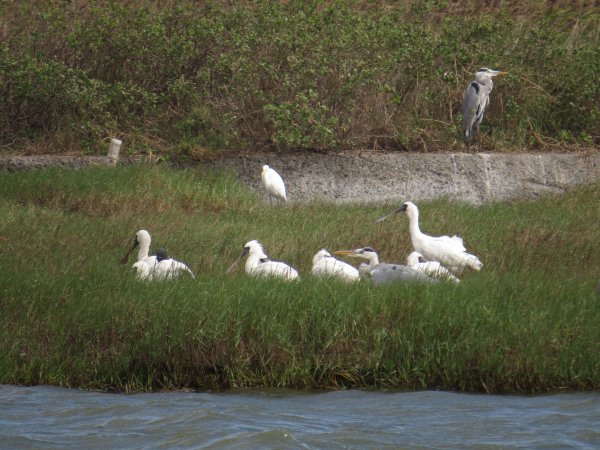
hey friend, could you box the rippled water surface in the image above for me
[1,385,599,449]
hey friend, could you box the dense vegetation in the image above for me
[0,165,598,393]
[1,1,598,158]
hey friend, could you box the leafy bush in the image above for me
[0,1,598,156]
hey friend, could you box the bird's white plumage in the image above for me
[154,257,195,280]
[241,240,299,280]
[311,249,359,283]
[125,230,194,281]
[406,251,460,283]
[379,202,482,274]
[261,165,287,204]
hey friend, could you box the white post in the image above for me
[107,138,122,165]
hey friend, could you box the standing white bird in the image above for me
[227,240,299,281]
[461,67,507,151]
[406,251,460,284]
[334,247,437,285]
[121,229,194,280]
[311,249,359,283]
[377,202,483,274]
[261,165,287,205]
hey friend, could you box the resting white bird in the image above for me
[311,249,359,283]
[334,247,437,285]
[377,202,483,274]
[406,251,460,284]
[227,240,299,281]
[121,229,194,280]
[261,164,287,205]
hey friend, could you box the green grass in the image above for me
[0,165,599,393]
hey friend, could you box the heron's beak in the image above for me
[226,247,250,274]
[334,250,358,257]
[376,207,403,223]
[120,239,138,265]
[494,71,508,76]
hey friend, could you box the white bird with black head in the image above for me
[261,165,287,205]
[461,67,507,151]
[121,229,194,280]
[227,240,299,281]
[377,202,483,274]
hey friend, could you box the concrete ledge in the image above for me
[206,151,600,204]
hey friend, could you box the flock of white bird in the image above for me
[123,67,504,284]
[124,163,483,285]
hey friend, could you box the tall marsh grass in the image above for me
[0,165,598,393]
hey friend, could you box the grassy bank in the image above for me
[0,165,599,393]
[1,1,598,157]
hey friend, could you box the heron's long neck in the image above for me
[367,253,379,268]
[476,76,493,91]
[137,241,150,261]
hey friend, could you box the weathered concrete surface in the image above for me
[2,151,598,205]
[205,151,600,204]
[0,155,115,171]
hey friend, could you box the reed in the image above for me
[0,166,598,393]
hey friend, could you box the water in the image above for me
[1,385,599,449]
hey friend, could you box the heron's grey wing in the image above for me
[370,264,438,285]
[461,82,482,134]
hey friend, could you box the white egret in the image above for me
[227,240,299,281]
[334,247,437,285]
[461,67,508,151]
[121,230,194,280]
[311,249,359,283]
[261,165,287,205]
[377,202,483,274]
[406,251,460,284]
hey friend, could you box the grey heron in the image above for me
[261,165,287,205]
[121,230,194,280]
[311,249,360,283]
[227,240,299,280]
[377,202,483,274]
[333,247,438,285]
[461,67,507,151]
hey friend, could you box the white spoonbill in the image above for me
[334,247,437,285]
[121,230,194,280]
[153,248,195,280]
[227,240,299,281]
[461,67,508,151]
[377,202,483,274]
[406,251,460,284]
[261,165,287,205]
[311,249,359,283]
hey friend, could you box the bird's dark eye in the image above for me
[399,203,408,211]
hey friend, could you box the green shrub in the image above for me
[0,1,598,156]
